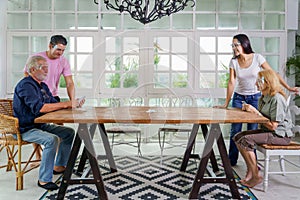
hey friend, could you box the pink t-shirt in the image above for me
[24,51,72,96]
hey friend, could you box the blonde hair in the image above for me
[258,69,286,98]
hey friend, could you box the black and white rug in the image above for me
[40,156,257,200]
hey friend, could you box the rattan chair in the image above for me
[0,99,41,190]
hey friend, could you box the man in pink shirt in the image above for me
[24,35,75,102]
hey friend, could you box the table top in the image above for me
[34,106,269,124]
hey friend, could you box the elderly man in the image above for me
[14,55,84,190]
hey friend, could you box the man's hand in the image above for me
[72,96,85,108]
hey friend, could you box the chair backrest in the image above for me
[0,99,13,116]
[162,95,194,107]
[0,113,20,135]
[128,96,143,106]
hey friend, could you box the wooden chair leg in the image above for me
[279,155,286,175]
[16,171,24,190]
[263,154,270,192]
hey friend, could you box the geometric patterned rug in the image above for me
[40,156,257,200]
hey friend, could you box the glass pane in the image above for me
[172,37,187,53]
[218,0,238,11]
[196,0,216,11]
[218,55,232,70]
[123,55,139,71]
[266,56,279,71]
[241,0,261,11]
[105,73,120,88]
[265,37,280,53]
[69,37,75,53]
[77,37,93,53]
[78,0,97,11]
[200,73,215,88]
[31,0,51,10]
[200,37,216,53]
[172,14,193,29]
[68,55,75,71]
[200,54,216,70]
[77,55,93,71]
[155,55,170,71]
[78,14,98,29]
[124,14,144,29]
[13,36,28,53]
[123,73,138,88]
[148,17,170,29]
[54,0,74,11]
[264,0,285,11]
[106,37,121,53]
[218,14,238,29]
[196,14,216,30]
[250,37,262,52]
[155,37,169,53]
[101,14,121,30]
[218,72,229,88]
[8,0,29,11]
[218,37,233,53]
[124,38,139,53]
[154,73,169,88]
[12,73,23,88]
[183,2,194,12]
[31,13,52,29]
[7,13,28,29]
[172,55,187,71]
[105,56,120,71]
[241,14,262,30]
[195,98,214,107]
[74,73,93,88]
[12,54,28,71]
[101,1,117,13]
[172,73,188,88]
[264,14,285,30]
[32,36,48,53]
[55,14,75,29]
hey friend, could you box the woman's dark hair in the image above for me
[233,34,254,55]
[50,35,67,46]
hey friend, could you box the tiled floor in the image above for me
[1,132,300,200]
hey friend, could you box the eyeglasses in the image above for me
[230,42,241,48]
[37,65,48,70]
[256,77,265,86]
[41,89,50,100]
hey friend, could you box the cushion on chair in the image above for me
[106,126,141,133]
[259,141,300,150]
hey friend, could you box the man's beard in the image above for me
[36,74,47,81]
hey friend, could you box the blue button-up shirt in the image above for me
[13,76,57,133]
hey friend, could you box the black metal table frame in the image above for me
[57,122,240,200]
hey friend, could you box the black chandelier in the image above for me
[94,0,195,24]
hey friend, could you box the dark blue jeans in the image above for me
[229,92,261,166]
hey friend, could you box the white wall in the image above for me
[0,1,7,98]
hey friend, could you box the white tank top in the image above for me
[229,53,266,95]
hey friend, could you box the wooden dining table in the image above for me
[35,106,268,200]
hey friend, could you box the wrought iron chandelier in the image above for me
[94,0,195,24]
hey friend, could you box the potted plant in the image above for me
[286,34,300,102]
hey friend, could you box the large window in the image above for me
[5,0,288,107]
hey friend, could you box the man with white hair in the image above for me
[14,56,84,190]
